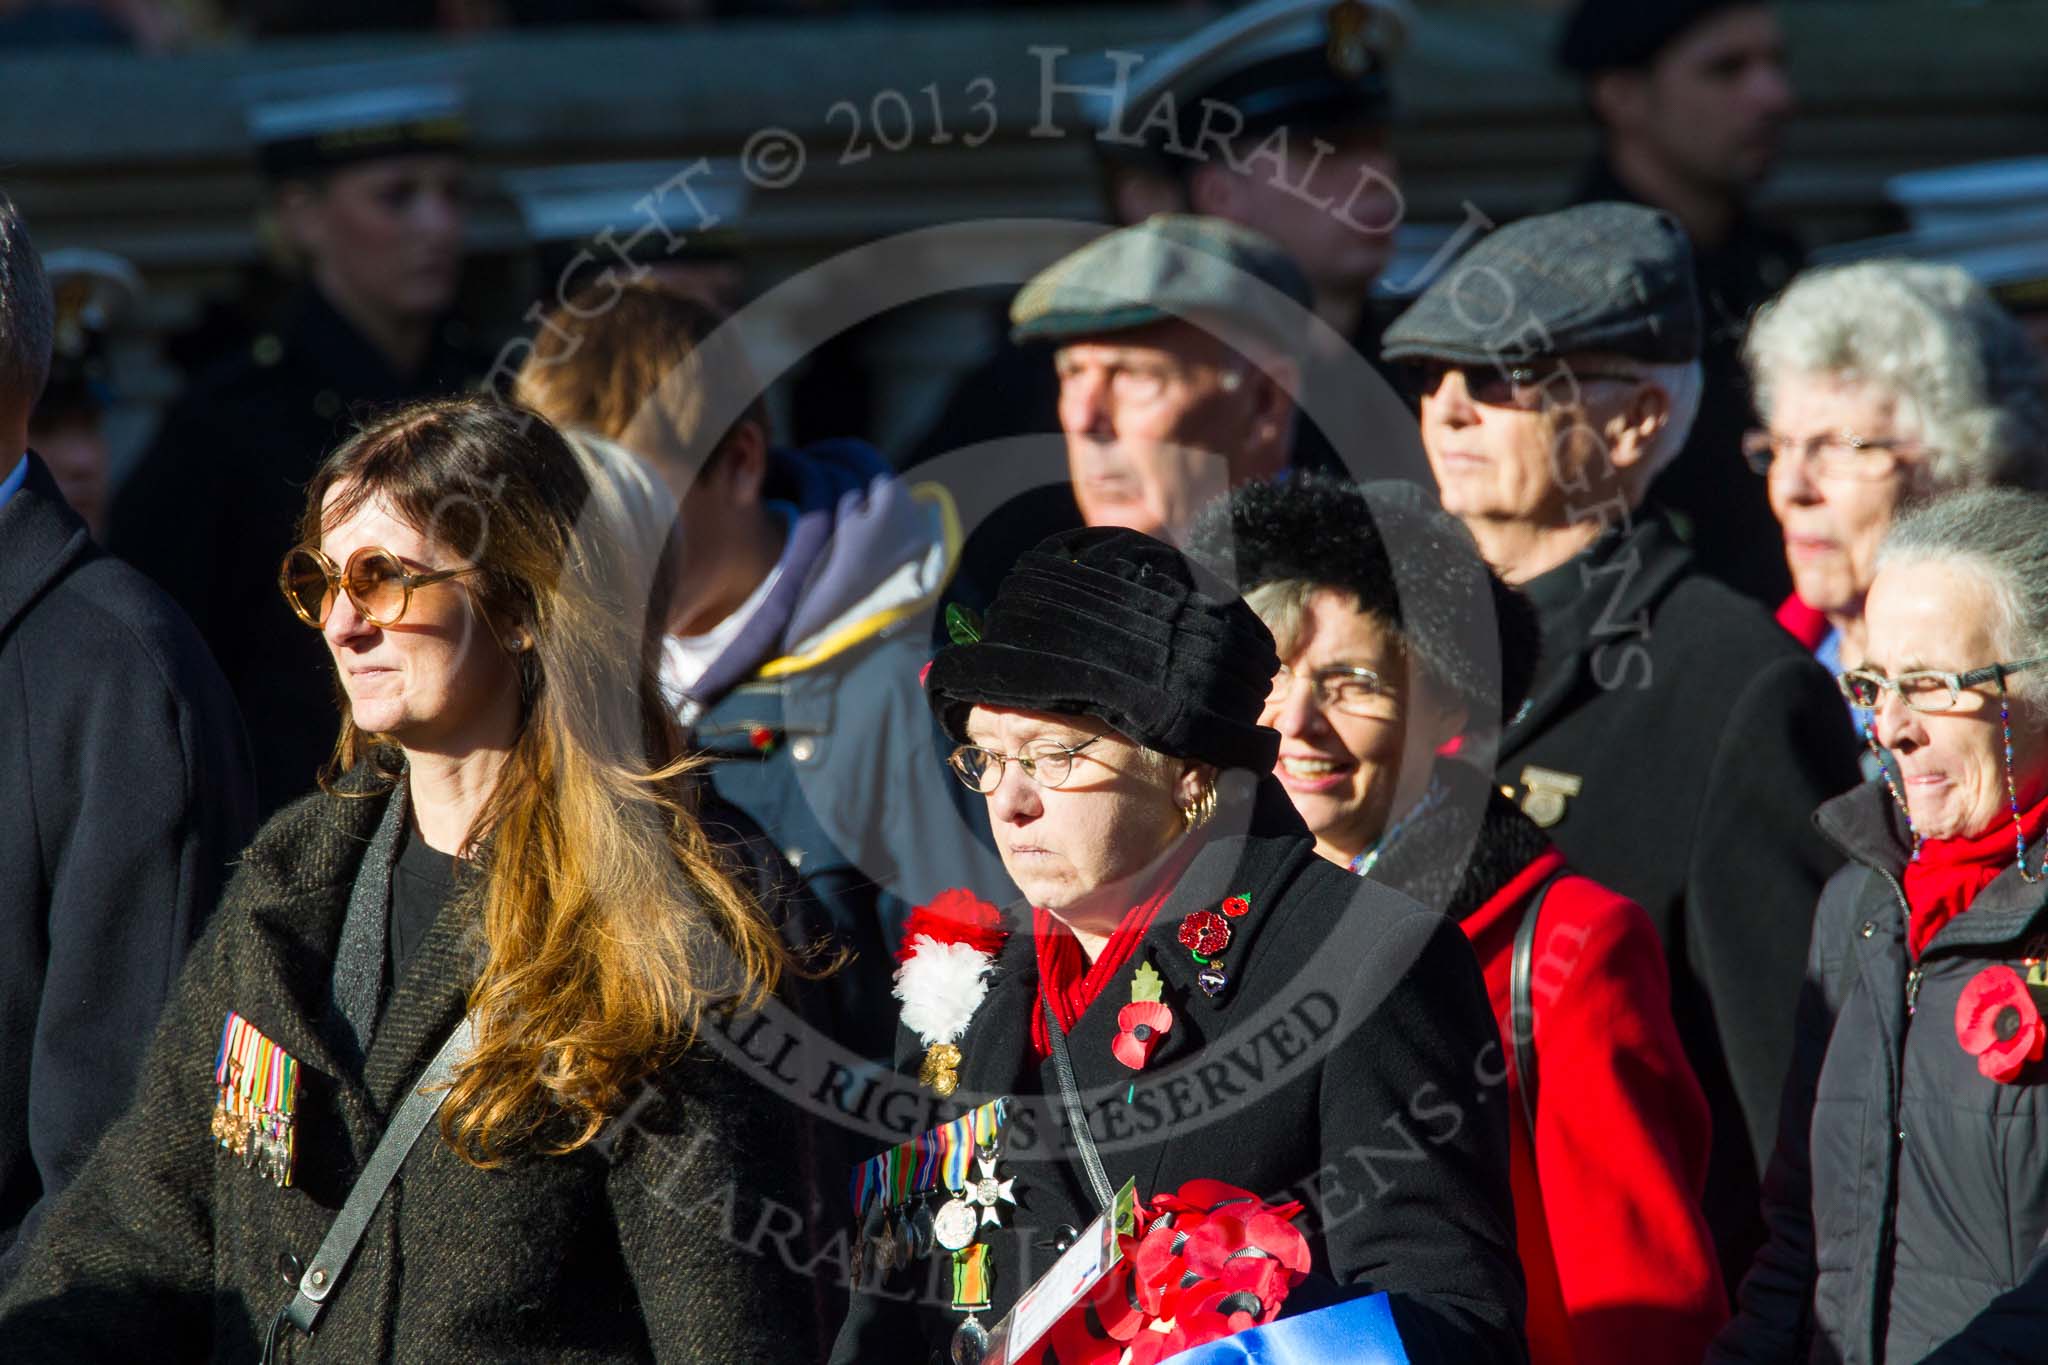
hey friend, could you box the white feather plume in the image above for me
[893,937,996,1047]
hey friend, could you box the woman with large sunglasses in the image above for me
[1195,475,1727,1365]
[833,526,1526,1365]
[0,396,821,1362]
[1715,487,2048,1364]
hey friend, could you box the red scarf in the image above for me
[1902,792,2048,959]
[1031,838,1202,1058]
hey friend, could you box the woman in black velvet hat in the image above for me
[831,525,1525,1365]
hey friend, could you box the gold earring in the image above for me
[1181,781,1219,830]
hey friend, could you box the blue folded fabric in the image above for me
[1159,1294,1411,1364]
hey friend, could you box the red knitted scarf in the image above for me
[1030,838,1202,1058]
[1903,791,2048,959]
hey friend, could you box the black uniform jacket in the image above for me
[831,777,1527,1365]
[0,454,256,1285]
[1497,508,1861,1289]
[0,777,822,1364]
[109,289,479,818]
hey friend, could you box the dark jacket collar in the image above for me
[1505,507,1694,749]
[0,453,89,643]
[234,769,480,1129]
[1368,759,1551,922]
[1817,780,2048,954]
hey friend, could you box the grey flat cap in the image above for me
[1382,202,1702,366]
[1010,214,1314,357]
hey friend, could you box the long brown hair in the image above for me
[303,395,788,1164]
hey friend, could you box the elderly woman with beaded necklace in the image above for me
[1715,486,2048,1364]
[1194,476,1727,1365]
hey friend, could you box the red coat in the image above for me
[1460,847,1729,1365]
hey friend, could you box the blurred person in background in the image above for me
[907,0,1415,478]
[1010,214,1308,545]
[25,249,141,539]
[1558,0,1801,605]
[1196,474,1728,1365]
[111,62,481,820]
[1746,259,2048,737]
[0,193,255,1288]
[514,281,1011,1062]
[1383,201,1862,1290]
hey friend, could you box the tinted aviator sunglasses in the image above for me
[279,544,480,629]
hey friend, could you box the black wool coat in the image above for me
[831,778,1527,1365]
[0,779,823,1363]
[1712,784,2048,1365]
[1497,510,1860,1288]
[0,454,256,1285]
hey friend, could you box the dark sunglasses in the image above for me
[279,544,479,629]
[1407,359,1645,410]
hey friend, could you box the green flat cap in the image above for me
[1010,214,1313,356]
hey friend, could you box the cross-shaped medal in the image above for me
[966,1152,1016,1228]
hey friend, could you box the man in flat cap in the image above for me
[111,61,482,819]
[1558,0,1801,605]
[922,215,1316,626]
[910,0,1412,478]
[1383,201,1860,1292]
[1013,213,1311,544]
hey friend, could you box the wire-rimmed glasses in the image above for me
[1743,429,1920,480]
[947,735,1104,794]
[1266,663,1401,720]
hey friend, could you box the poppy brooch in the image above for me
[1956,964,2047,1084]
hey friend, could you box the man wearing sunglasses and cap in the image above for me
[110,60,482,820]
[0,193,255,1287]
[1383,200,1860,1290]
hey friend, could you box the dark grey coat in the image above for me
[0,779,823,1363]
[0,453,256,1285]
[1712,781,2048,1364]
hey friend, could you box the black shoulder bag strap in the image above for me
[262,1016,475,1362]
[1041,998,1116,1216]
[1510,873,1565,1140]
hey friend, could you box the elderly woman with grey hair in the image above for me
[1746,260,2048,725]
[1715,486,2048,1364]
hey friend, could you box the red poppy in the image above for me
[1178,910,1231,957]
[1114,1001,1174,1070]
[1956,965,2047,1084]
[747,724,776,753]
[1222,894,1251,918]
[895,889,1006,961]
